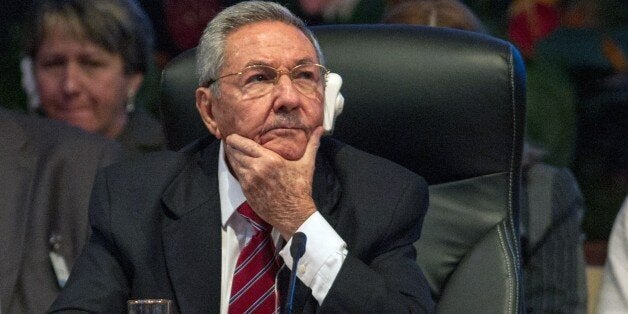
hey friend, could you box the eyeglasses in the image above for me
[202,63,329,99]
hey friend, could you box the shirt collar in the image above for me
[218,141,246,227]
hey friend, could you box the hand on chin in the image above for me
[259,128,308,161]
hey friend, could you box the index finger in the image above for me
[224,133,264,158]
[301,126,324,162]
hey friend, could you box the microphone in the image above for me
[285,232,307,314]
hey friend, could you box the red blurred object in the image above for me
[164,0,221,51]
[508,1,560,58]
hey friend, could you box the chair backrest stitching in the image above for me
[507,43,521,311]
[497,226,514,312]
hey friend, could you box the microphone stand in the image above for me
[285,232,307,314]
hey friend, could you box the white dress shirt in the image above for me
[217,142,348,313]
[598,197,628,313]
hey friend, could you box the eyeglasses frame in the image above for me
[201,63,330,92]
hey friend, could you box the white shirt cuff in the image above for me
[279,211,348,305]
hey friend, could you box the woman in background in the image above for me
[24,0,165,158]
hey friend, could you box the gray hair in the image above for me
[196,1,325,93]
[24,0,154,74]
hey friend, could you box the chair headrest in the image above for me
[159,24,526,184]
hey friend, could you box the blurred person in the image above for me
[506,0,579,169]
[383,1,587,312]
[135,0,222,69]
[0,107,120,313]
[597,196,628,313]
[508,0,628,170]
[507,0,561,59]
[283,0,386,25]
[50,1,434,313]
[521,57,577,169]
[381,0,486,32]
[23,0,166,158]
[451,0,511,36]
[530,0,627,241]
[519,142,588,313]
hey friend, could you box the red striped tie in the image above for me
[229,202,280,314]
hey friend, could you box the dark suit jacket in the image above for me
[50,136,435,313]
[0,108,121,313]
[116,108,166,159]
[522,163,587,313]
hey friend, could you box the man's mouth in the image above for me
[259,126,303,144]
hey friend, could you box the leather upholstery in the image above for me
[159,24,525,313]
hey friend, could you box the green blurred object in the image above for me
[533,25,628,241]
[525,58,577,168]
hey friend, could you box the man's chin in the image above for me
[260,135,307,160]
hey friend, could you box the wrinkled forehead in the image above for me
[222,21,319,70]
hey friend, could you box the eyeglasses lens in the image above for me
[238,64,326,98]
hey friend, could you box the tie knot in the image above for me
[237,202,271,232]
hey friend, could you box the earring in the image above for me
[126,91,136,112]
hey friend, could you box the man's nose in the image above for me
[272,74,301,112]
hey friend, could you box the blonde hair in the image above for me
[25,0,154,74]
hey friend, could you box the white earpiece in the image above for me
[323,73,344,134]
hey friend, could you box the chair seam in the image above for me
[497,225,514,313]
[507,44,521,312]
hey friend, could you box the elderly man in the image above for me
[50,2,434,313]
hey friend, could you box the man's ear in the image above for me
[195,87,222,139]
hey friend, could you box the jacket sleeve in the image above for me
[523,166,587,313]
[319,175,435,313]
[49,170,130,313]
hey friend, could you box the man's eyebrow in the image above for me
[241,57,317,68]
[295,57,316,65]
[243,59,272,67]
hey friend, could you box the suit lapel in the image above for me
[161,142,222,313]
[312,141,342,224]
[0,115,38,307]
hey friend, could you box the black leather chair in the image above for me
[160,24,526,313]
